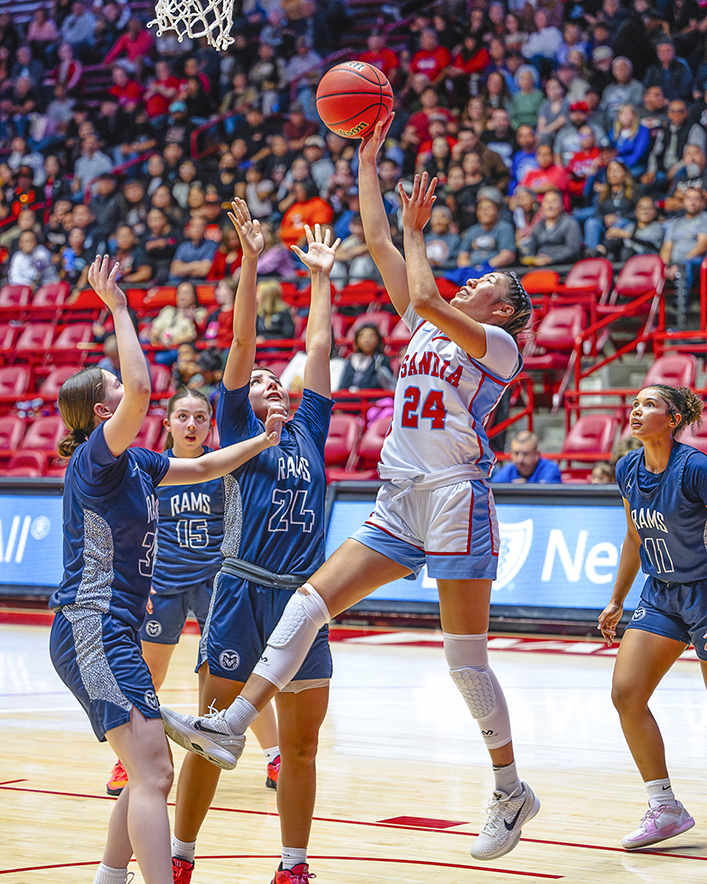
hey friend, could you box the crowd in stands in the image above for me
[2,0,707,467]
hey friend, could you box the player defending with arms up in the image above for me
[599,384,706,850]
[161,121,538,863]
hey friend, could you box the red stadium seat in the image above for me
[51,323,94,359]
[129,415,163,450]
[0,365,31,400]
[643,353,697,389]
[678,420,707,454]
[0,323,18,351]
[560,414,619,481]
[347,311,395,342]
[149,362,176,396]
[562,257,613,302]
[14,323,55,359]
[33,282,70,308]
[327,415,389,481]
[0,415,26,454]
[0,285,32,317]
[325,413,360,468]
[596,254,664,339]
[5,449,48,477]
[38,365,83,400]
[522,304,585,410]
[20,415,66,452]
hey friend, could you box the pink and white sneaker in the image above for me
[621,802,695,850]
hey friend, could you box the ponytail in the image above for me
[57,367,106,457]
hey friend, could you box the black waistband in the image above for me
[221,557,309,589]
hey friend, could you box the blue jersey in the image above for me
[50,423,170,630]
[151,448,225,594]
[216,383,332,580]
[616,441,707,583]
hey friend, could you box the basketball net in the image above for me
[148,0,234,51]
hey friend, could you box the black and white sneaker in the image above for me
[470,782,540,860]
[160,706,245,770]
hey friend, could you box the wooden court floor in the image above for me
[1,621,707,883]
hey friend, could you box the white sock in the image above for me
[171,836,196,863]
[224,696,259,735]
[93,863,128,884]
[281,846,308,870]
[493,760,522,797]
[646,777,677,808]
[263,745,280,763]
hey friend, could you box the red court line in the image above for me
[0,779,24,786]
[0,854,560,878]
[2,784,705,863]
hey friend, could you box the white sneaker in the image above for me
[470,782,540,861]
[160,706,245,770]
[621,801,695,850]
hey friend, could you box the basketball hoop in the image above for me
[148,0,234,51]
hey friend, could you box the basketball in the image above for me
[315,61,393,140]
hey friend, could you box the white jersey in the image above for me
[380,306,521,479]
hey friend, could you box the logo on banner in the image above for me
[494,519,534,590]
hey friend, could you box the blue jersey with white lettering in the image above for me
[49,423,170,630]
[216,383,332,580]
[616,441,707,583]
[151,448,224,594]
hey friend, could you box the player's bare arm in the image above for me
[358,116,411,317]
[224,198,264,390]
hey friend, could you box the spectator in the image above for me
[169,215,218,282]
[639,85,669,133]
[358,29,401,84]
[46,41,83,95]
[664,144,707,214]
[72,132,113,196]
[610,104,651,176]
[150,182,185,229]
[588,45,615,97]
[109,224,152,283]
[7,136,44,183]
[302,135,335,193]
[644,38,692,102]
[142,206,178,284]
[59,0,96,62]
[510,125,539,193]
[522,9,563,77]
[12,45,45,90]
[27,7,60,64]
[7,229,59,286]
[0,206,40,254]
[600,57,644,128]
[255,221,297,279]
[96,333,121,379]
[491,430,562,484]
[283,36,323,120]
[408,26,451,85]
[525,190,582,265]
[206,222,242,281]
[108,63,144,111]
[590,462,615,484]
[104,17,153,75]
[567,126,601,204]
[445,33,490,104]
[332,212,381,286]
[508,65,544,130]
[480,109,516,170]
[408,86,456,144]
[553,101,605,168]
[279,179,333,249]
[519,144,571,205]
[597,195,664,261]
[536,77,570,145]
[148,279,206,356]
[423,206,461,271]
[255,279,295,342]
[89,173,124,241]
[69,202,104,255]
[461,95,490,137]
[249,42,286,116]
[172,341,202,387]
[660,186,707,319]
[456,196,516,276]
[586,159,640,250]
[60,225,93,290]
[511,186,542,253]
[642,100,705,194]
[339,323,395,392]
[204,277,235,349]
[143,60,180,120]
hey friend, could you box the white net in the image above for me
[148,0,234,51]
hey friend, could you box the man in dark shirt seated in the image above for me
[491,430,562,484]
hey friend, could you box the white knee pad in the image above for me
[253,584,330,690]
[444,633,512,750]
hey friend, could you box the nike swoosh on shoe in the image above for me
[504,800,526,831]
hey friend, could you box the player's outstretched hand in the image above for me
[597,601,623,646]
[291,224,341,277]
[88,255,126,312]
[228,198,264,259]
[359,113,395,163]
[264,401,287,446]
[399,172,437,232]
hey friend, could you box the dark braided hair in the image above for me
[648,384,703,435]
[499,271,532,339]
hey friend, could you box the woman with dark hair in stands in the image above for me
[49,255,284,884]
[339,322,395,392]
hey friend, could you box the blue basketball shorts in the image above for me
[626,575,707,660]
[139,577,214,645]
[351,478,500,580]
[198,571,333,685]
[50,608,161,741]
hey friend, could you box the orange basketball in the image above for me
[315,61,393,140]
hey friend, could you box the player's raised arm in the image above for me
[358,116,411,317]
[223,198,263,390]
[88,256,151,457]
[291,224,340,399]
[401,173,495,359]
